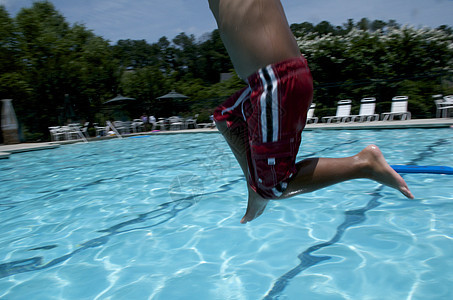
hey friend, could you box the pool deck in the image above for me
[1,118,452,158]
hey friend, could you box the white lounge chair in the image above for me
[169,116,184,130]
[434,95,453,118]
[185,114,199,129]
[197,121,216,128]
[81,122,90,138]
[49,126,65,141]
[198,115,216,129]
[352,97,379,122]
[63,124,81,140]
[113,121,128,134]
[132,119,144,132]
[106,121,123,138]
[94,124,105,136]
[322,99,353,123]
[306,103,318,124]
[381,96,411,121]
[156,118,167,130]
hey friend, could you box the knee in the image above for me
[214,121,224,131]
[251,183,284,200]
[215,120,228,134]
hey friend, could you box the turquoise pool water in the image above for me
[1,128,452,299]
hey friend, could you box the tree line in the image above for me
[293,19,453,118]
[0,1,452,141]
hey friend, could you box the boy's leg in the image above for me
[215,120,249,176]
[239,145,414,223]
[281,144,414,199]
[218,120,413,223]
[216,120,270,223]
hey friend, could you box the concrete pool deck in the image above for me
[1,118,452,159]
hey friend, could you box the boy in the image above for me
[209,0,413,224]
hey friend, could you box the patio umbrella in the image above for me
[157,90,188,100]
[157,90,189,116]
[103,94,136,105]
[103,94,137,121]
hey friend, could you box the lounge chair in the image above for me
[169,116,184,130]
[132,119,144,132]
[322,99,353,123]
[123,121,134,134]
[113,121,128,134]
[94,124,105,137]
[198,114,216,129]
[106,121,123,138]
[381,96,411,121]
[49,126,65,141]
[352,97,379,122]
[52,123,87,142]
[197,121,216,128]
[306,103,318,124]
[63,124,81,140]
[434,95,453,118]
[185,114,199,129]
[81,122,90,138]
[156,118,167,130]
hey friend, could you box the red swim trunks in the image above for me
[214,56,313,199]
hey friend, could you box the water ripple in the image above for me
[263,137,449,299]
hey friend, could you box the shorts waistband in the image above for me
[246,55,309,88]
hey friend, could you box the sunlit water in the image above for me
[1,128,452,299]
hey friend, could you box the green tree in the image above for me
[357,18,370,31]
[112,39,158,69]
[196,29,232,83]
[63,25,119,117]
[314,21,336,35]
[290,21,315,35]
[297,26,453,116]
[14,1,71,135]
[0,6,19,75]
[10,1,118,139]
[437,25,453,35]
[342,19,355,34]
[370,20,387,32]
[119,66,168,115]
[0,5,29,100]
[172,32,199,80]
[3,0,452,141]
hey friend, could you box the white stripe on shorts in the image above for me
[267,65,279,142]
[259,66,279,143]
[259,69,268,142]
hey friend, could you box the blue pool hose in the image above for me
[391,165,453,175]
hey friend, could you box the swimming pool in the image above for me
[1,128,452,299]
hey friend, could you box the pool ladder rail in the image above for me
[106,121,123,139]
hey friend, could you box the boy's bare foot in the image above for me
[359,145,414,199]
[239,144,413,224]
[240,185,270,224]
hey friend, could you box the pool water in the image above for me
[0,128,452,299]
